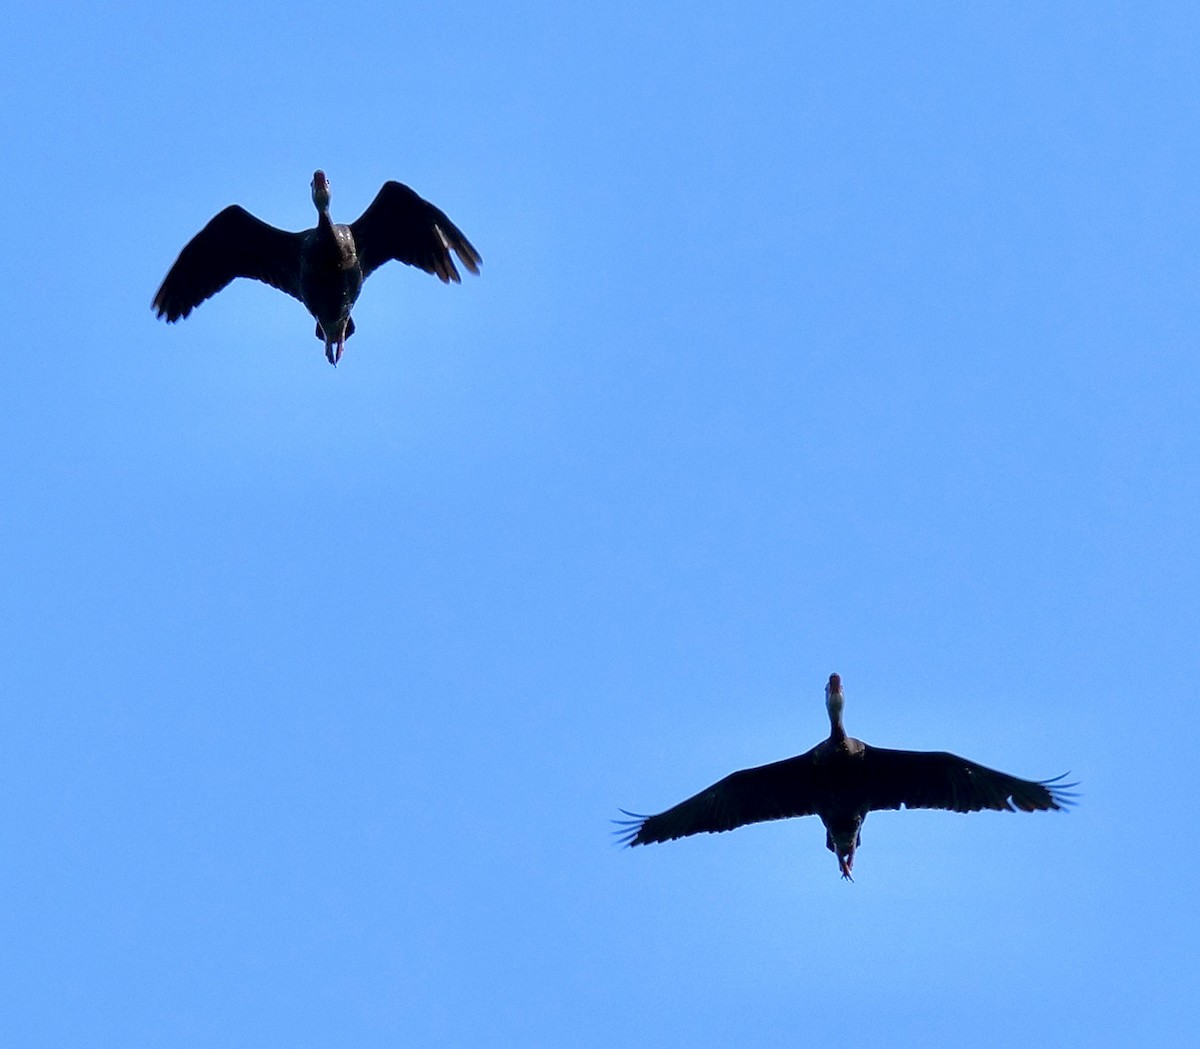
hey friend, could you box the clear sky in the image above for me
[2,3,1197,1046]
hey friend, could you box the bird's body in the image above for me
[295,197,364,362]
[619,674,1075,880]
[153,171,480,365]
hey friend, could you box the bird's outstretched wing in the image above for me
[617,751,822,846]
[859,746,1077,814]
[153,206,306,322]
[350,182,482,283]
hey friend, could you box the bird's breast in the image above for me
[814,736,866,764]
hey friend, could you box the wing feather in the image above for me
[350,182,482,283]
[153,205,306,322]
[860,746,1076,814]
[617,751,822,846]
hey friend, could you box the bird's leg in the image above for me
[837,847,856,881]
[321,327,346,366]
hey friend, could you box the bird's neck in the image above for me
[826,694,846,743]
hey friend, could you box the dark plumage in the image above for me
[618,673,1075,880]
[153,171,481,365]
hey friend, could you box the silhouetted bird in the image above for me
[153,171,480,365]
[619,673,1075,880]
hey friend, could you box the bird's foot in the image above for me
[838,855,855,881]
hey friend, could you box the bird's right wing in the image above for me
[153,205,306,322]
[859,745,1076,814]
[350,182,482,283]
[617,751,822,846]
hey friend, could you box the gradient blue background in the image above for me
[2,3,1196,1046]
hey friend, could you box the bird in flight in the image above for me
[618,673,1075,880]
[153,171,481,365]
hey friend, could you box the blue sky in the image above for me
[2,3,1197,1046]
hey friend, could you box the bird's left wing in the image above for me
[859,745,1076,814]
[350,182,482,283]
[153,205,306,322]
[617,750,822,846]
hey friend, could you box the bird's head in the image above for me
[311,170,331,212]
[825,673,844,722]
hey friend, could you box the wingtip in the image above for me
[445,227,481,276]
[151,298,188,324]
[151,284,188,323]
[613,809,650,847]
[457,248,481,276]
[1041,772,1080,809]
